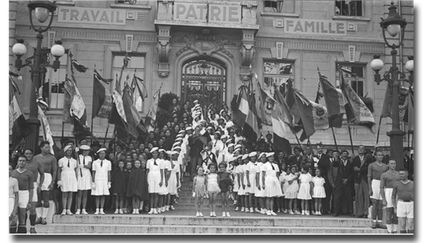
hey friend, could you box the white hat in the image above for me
[229,156,238,162]
[241,154,249,160]
[173,146,181,151]
[63,145,73,152]
[233,148,241,154]
[266,152,275,157]
[179,130,185,134]
[175,137,183,142]
[186,126,193,131]
[150,147,159,153]
[96,148,107,154]
[227,143,235,148]
[158,148,165,152]
[173,141,181,146]
[258,152,267,159]
[193,100,199,104]
[249,152,257,157]
[79,145,90,150]
[171,151,179,155]
[234,144,242,149]
[176,133,183,138]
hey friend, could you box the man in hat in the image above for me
[91,148,112,215]
[32,141,57,225]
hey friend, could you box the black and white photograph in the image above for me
[7,0,417,236]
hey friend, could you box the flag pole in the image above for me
[347,125,355,155]
[61,121,65,146]
[103,123,110,147]
[90,64,97,146]
[331,127,339,151]
[376,116,383,145]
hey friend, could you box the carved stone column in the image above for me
[156,25,171,77]
[240,29,255,67]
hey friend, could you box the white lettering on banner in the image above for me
[284,19,347,35]
[173,2,241,24]
[58,7,126,25]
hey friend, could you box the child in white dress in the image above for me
[58,145,78,215]
[297,166,313,215]
[207,163,220,217]
[91,148,112,215]
[285,165,300,215]
[312,168,326,215]
[75,145,92,215]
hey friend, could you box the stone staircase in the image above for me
[35,176,389,235]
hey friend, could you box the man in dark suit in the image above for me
[352,146,370,218]
[317,146,332,215]
[288,147,304,168]
[332,150,354,216]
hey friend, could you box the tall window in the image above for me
[263,59,295,88]
[112,53,145,112]
[45,53,67,109]
[336,63,365,97]
[335,0,363,17]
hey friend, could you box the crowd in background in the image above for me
[9,97,414,234]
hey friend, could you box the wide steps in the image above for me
[51,214,375,228]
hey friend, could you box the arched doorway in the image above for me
[181,57,227,110]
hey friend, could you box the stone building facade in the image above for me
[10,0,414,148]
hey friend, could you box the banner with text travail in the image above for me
[57,7,126,25]
[284,19,347,35]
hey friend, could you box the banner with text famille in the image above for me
[284,19,347,35]
[57,7,126,25]
[173,1,241,24]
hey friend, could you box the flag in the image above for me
[147,86,161,121]
[10,95,28,149]
[37,105,54,154]
[64,52,92,139]
[131,74,147,112]
[293,91,315,141]
[93,70,113,118]
[72,59,88,73]
[319,72,345,128]
[381,83,393,118]
[341,76,375,129]
[257,82,274,126]
[311,101,329,130]
[272,91,292,154]
[231,85,249,127]
[122,84,146,138]
[243,87,260,141]
[403,88,414,132]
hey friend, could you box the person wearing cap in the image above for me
[91,148,112,215]
[262,152,283,216]
[58,145,78,215]
[255,152,267,214]
[167,151,181,211]
[237,154,249,212]
[157,149,172,213]
[32,141,57,225]
[146,148,161,214]
[201,144,216,174]
[75,145,92,215]
[245,152,258,213]
[232,156,243,210]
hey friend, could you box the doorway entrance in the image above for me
[181,57,227,111]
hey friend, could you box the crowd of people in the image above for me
[9,98,415,234]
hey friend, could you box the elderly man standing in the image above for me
[392,170,414,234]
[352,146,370,218]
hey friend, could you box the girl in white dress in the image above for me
[255,153,267,214]
[279,166,289,213]
[262,152,283,216]
[167,151,180,211]
[207,163,220,217]
[91,148,112,215]
[58,145,78,215]
[75,145,92,215]
[245,152,257,213]
[312,168,326,215]
[156,149,169,214]
[297,166,313,215]
[285,165,300,215]
[146,148,162,214]
[237,155,247,212]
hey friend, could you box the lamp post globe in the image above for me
[405,58,414,72]
[370,56,384,72]
[386,24,401,37]
[34,7,50,23]
[51,41,65,57]
[12,41,27,57]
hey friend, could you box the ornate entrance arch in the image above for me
[181,57,227,110]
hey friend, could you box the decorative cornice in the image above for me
[110,3,152,10]
[255,37,384,54]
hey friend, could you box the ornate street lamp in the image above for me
[11,1,64,152]
[369,2,413,170]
